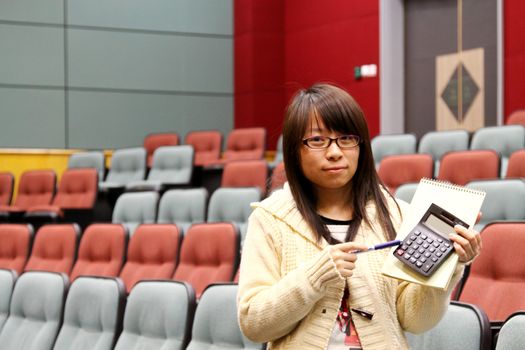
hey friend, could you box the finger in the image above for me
[452,241,469,262]
[475,211,482,225]
[335,242,369,253]
[449,233,476,259]
[454,226,481,252]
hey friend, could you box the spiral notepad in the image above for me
[381,178,486,290]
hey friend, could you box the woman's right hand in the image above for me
[329,242,369,278]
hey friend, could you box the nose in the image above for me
[325,140,343,159]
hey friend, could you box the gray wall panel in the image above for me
[68,91,233,149]
[0,24,64,86]
[0,88,65,148]
[0,0,63,24]
[68,0,232,35]
[68,29,232,93]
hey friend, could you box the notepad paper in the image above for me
[381,178,486,290]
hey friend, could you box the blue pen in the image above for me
[351,239,401,254]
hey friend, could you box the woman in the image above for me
[237,83,481,349]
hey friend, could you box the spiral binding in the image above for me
[420,178,486,197]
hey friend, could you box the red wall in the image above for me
[504,0,525,119]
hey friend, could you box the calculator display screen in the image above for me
[424,214,454,237]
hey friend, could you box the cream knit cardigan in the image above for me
[237,185,464,350]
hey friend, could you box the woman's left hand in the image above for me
[449,224,482,265]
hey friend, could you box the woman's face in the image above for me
[300,116,360,193]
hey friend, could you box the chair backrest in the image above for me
[465,179,525,231]
[53,277,125,350]
[187,284,262,350]
[506,109,525,126]
[269,161,287,194]
[459,222,525,322]
[371,134,417,168]
[222,128,266,162]
[418,130,469,176]
[0,172,14,206]
[173,223,239,299]
[221,160,268,193]
[157,188,207,235]
[147,145,194,185]
[185,130,222,166]
[495,311,525,350]
[52,168,98,209]
[271,134,283,166]
[68,151,105,182]
[207,187,261,244]
[505,149,525,178]
[406,301,491,350]
[438,150,500,186]
[119,224,180,293]
[0,271,67,350]
[13,170,56,210]
[114,281,196,350]
[0,224,33,274]
[0,269,16,332]
[24,224,79,275]
[470,125,525,176]
[103,147,146,186]
[144,132,180,168]
[70,224,127,281]
[393,182,418,204]
[377,154,434,194]
[112,191,159,236]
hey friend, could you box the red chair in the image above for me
[221,128,266,163]
[0,172,14,206]
[438,150,500,186]
[506,110,525,127]
[24,224,79,274]
[377,154,434,193]
[221,160,268,194]
[506,149,525,178]
[119,224,180,293]
[268,161,287,194]
[70,224,127,281]
[459,222,525,322]
[185,130,222,166]
[0,170,56,215]
[144,132,179,168]
[0,224,33,274]
[173,223,239,298]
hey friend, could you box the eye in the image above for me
[308,136,327,145]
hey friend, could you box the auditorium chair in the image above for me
[0,224,33,274]
[506,109,525,127]
[438,150,500,186]
[143,132,180,168]
[470,125,525,177]
[114,281,196,350]
[68,151,106,182]
[221,128,266,163]
[505,149,525,178]
[377,154,434,194]
[495,311,525,350]
[0,269,16,332]
[268,161,286,194]
[418,130,469,176]
[270,134,283,168]
[371,133,417,169]
[99,147,146,190]
[0,271,68,350]
[119,224,180,293]
[394,182,418,203]
[184,130,222,167]
[53,276,125,350]
[69,224,127,281]
[156,188,208,235]
[0,172,13,207]
[221,160,269,195]
[24,224,79,275]
[112,191,158,236]
[173,223,239,299]
[187,284,263,350]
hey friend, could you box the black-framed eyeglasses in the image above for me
[302,135,361,149]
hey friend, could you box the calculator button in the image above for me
[444,242,451,247]
[408,249,415,255]
[405,240,412,246]
[440,247,448,252]
[423,243,430,249]
[429,247,436,253]
[412,244,419,250]
[410,235,417,241]
[423,263,434,272]
[436,251,443,257]
[433,242,440,248]
[416,238,424,245]
[416,261,423,267]
[404,253,411,260]
[414,253,421,259]
[409,257,417,264]
[396,249,404,256]
[414,231,421,236]
[401,245,408,250]
[418,248,425,254]
[421,234,427,239]
[437,238,443,243]
[424,252,431,258]
[431,256,438,262]
[426,238,433,244]
[419,257,427,263]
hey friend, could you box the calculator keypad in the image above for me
[394,225,454,277]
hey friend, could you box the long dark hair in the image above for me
[282,83,400,243]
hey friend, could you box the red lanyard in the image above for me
[337,287,351,335]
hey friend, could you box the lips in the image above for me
[323,166,347,171]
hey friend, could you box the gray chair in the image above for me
[466,179,525,232]
[53,277,125,350]
[126,145,194,191]
[112,191,159,236]
[406,301,491,350]
[418,130,469,176]
[187,284,263,350]
[99,147,146,189]
[157,188,208,235]
[394,182,418,204]
[470,125,525,177]
[0,269,16,333]
[207,187,261,245]
[270,134,283,168]
[68,151,106,182]
[114,281,195,350]
[496,311,525,350]
[0,271,68,350]
[371,134,417,169]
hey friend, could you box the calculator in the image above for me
[393,203,469,277]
